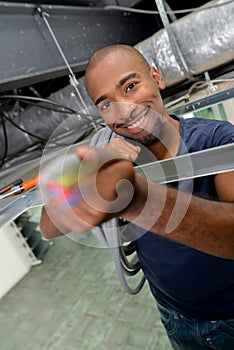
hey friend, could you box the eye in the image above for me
[126,82,137,92]
[100,101,111,111]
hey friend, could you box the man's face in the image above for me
[86,51,166,146]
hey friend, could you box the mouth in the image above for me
[115,107,148,131]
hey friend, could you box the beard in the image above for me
[131,115,163,146]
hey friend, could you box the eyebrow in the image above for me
[117,72,138,87]
[94,72,138,106]
[95,94,107,106]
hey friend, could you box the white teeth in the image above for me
[127,115,145,129]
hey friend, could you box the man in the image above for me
[40,45,234,349]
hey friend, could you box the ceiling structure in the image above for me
[0,0,233,173]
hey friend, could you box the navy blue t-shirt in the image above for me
[134,116,234,320]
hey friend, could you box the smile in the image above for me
[126,114,146,129]
[115,106,149,130]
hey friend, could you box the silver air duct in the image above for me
[135,0,234,87]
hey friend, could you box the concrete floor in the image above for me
[0,207,171,350]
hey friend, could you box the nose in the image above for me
[113,102,137,122]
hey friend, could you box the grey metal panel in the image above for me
[170,87,234,116]
[0,143,233,229]
[135,143,234,183]
[0,2,157,91]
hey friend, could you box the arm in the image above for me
[39,144,135,239]
[122,170,234,259]
[105,139,234,258]
[40,206,64,238]
[39,145,234,259]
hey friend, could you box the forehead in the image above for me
[86,51,145,97]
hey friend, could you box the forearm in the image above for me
[122,174,234,259]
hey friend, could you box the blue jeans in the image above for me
[157,303,234,349]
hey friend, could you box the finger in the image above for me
[111,138,140,153]
[77,145,132,175]
[75,145,92,161]
[107,140,141,162]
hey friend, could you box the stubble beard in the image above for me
[131,116,163,146]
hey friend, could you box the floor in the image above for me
[0,207,171,350]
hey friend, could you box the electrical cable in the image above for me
[122,241,136,256]
[187,81,207,95]
[90,127,146,295]
[104,0,233,15]
[0,94,79,115]
[99,221,146,295]
[0,148,45,171]
[165,77,234,109]
[7,99,75,115]
[45,126,96,148]
[0,99,102,167]
[0,114,9,168]
[165,95,189,109]
[0,94,101,126]
[212,78,234,83]
[119,245,141,271]
[0,127,94,170]
[1,112,46,142]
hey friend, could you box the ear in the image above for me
[150,66,165,90]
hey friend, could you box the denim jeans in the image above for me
[157,303,234,349]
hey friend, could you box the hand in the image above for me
[105,138,141,162]
[40,145,136,238]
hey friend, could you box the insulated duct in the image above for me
[135,0,234,87]
[0,77,99,164]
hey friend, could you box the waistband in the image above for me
[157,302,218,323]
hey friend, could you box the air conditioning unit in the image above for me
[0,222,39,299]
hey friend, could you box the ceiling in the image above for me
[0,0,233,171]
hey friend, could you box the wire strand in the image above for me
[0,114,9,167]
[104,1,233,15]
[0,95,78,114]
[0,94,101,125]
[1,113,46,142]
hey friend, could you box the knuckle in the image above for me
[113,137,123,145]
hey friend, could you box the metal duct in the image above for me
[135,0,234,87]
[0,77,99,162]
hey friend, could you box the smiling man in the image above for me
[86,45,179,158]
[40,44,234,350]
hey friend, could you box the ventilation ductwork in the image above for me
[135,0,234,88]
[1,0,233,166]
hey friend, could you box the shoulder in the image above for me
[180,116,234,149]
[89,126,118,147]
[183,115,234,131]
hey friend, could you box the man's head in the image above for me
[86,44,150,75]
[85,44,167,146]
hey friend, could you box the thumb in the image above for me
[75,145,94,161]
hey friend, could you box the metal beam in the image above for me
[170,87,234,115]
[0,2,157,92]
